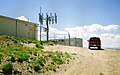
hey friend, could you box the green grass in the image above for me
[0,35,71,74]
[3,62,13,70]
[0,54,4,63]
[100,73,104,75]
[32,51,70,73]
[17,51,30,63]
[3,62,13,75]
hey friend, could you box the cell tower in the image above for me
[39,7,57,41]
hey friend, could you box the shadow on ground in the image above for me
[90,48,104,50]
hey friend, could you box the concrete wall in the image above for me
[54,38,83,47]
[70,38,83,47]
[0,15,38,40]
[55,39,69,45]
[34,25,38,40]
[0,16,16,36]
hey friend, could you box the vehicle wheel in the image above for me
[98,46,101,50]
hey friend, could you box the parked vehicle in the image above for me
[88,37,101,49]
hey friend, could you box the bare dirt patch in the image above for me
[43,45,120,75]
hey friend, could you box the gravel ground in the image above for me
[43,45,120,75]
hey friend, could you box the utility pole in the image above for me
[46,13,57,41]
[46,13,49,41]
[68,32,70,46]
[39,7,42,41]
[39,7,57,41]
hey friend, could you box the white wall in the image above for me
[0,16,38,40]
[0,16,16,36]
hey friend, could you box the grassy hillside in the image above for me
[0,35,71,75]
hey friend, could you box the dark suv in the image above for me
[88,37,101,49]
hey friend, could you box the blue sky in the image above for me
[1,0,120,29]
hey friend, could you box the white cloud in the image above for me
[17,16,30,22]
[48,24,120,48]
[49,27,67,35]
[65,24,119,35]
[100,33,120,48]
[103,25,119,32]
[49,27,67,39]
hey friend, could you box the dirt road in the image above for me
[43,45,120,75]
